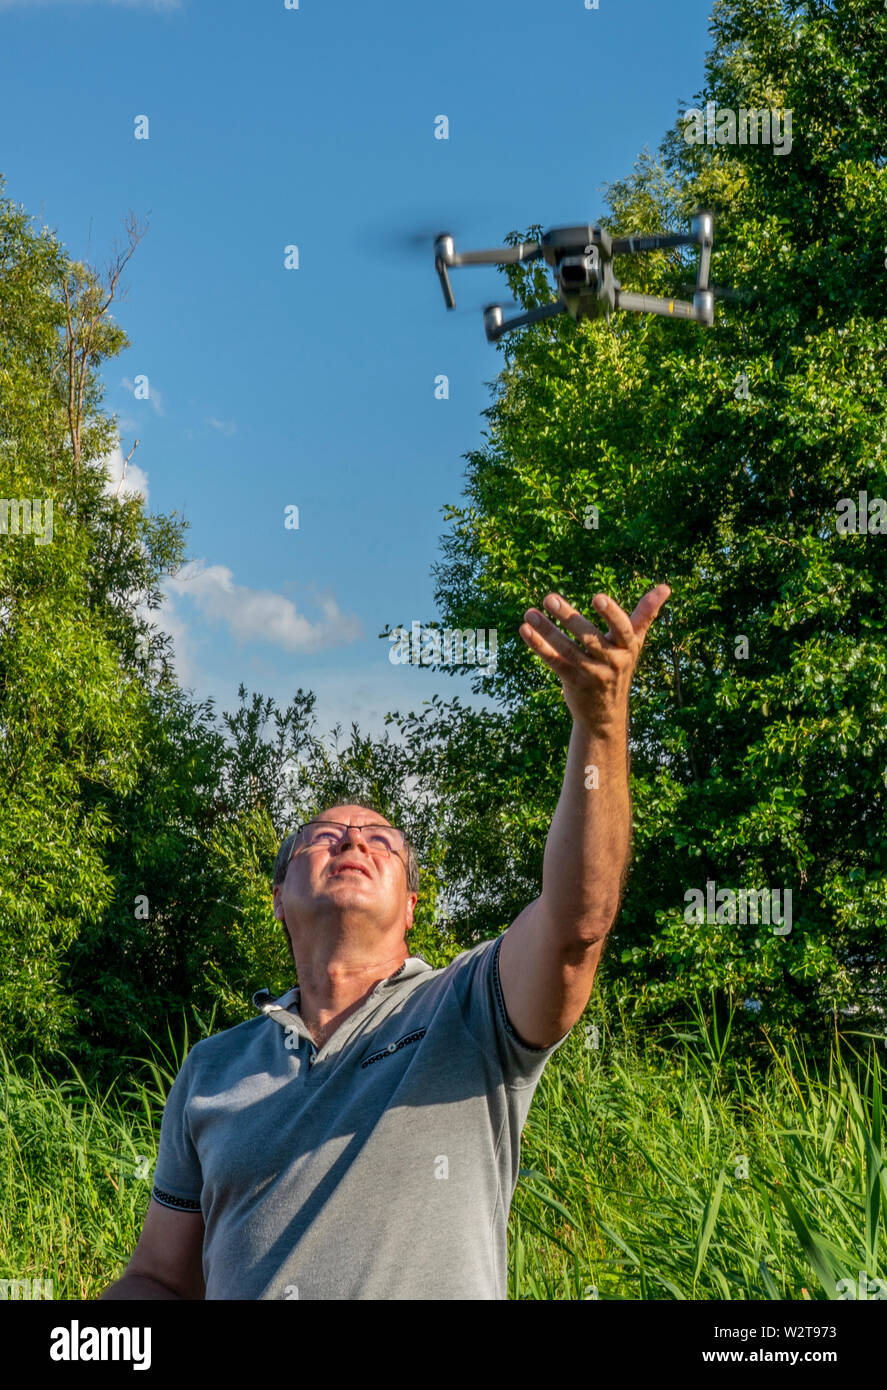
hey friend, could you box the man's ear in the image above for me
[405,892,418,931]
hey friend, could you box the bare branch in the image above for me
[57,212,149,477]
[114,438,141,500]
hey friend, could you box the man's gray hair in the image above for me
[274,804,420,895]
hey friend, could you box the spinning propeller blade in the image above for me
[362,207,503,262]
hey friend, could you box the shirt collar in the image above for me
[252,954,432,1015]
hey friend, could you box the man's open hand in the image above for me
[518,585,671,735]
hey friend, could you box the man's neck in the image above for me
[294,951,408,1047]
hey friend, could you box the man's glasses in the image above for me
[289,822,408,860]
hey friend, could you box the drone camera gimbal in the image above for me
[435,212,715,341]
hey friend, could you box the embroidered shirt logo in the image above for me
[361,1029,426,1069]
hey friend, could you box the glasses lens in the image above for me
[298,823,404,853]
[361,827,404,852]
[300,824,342,847]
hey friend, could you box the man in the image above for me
[101,584,670,1300]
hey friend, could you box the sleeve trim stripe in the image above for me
[152,1185,202,1212]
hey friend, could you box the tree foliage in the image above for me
[0,185,184,1061]
[3,0,885,1079]
[388,0,887,1050]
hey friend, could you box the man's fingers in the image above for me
[522,586,672,669]
[588,593,635,647]
[628,584,672,643]
[541,593,618,659]
[519,613,599,672]
[540,592,631,657]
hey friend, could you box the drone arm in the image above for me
[450,243,542,267]
[610,231,694,256]
[484,299,567,342]
[611,212,713,290]
[435,234,542,308]
[615,289,714,326]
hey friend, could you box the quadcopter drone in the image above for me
[434,211,715,342]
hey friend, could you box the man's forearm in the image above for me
[539,715,631,943]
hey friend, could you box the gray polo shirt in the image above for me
[151,933,571,1300]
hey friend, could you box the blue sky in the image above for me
[1,0,713,744]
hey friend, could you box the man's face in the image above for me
[273,805,417,943]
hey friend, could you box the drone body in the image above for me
[434,213,716,341]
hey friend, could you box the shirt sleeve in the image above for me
[151,1043,204,1213]
[449,934,572,1087]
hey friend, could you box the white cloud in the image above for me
[137,591,498,743]
[205,417,237,437]
[165,561,363,653]
[100,444,149,504]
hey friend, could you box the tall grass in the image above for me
[511,999,887,1299]
[0,1009,216,1300]
[1,998,884,1300]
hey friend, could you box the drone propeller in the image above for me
[362,208,502,262]
[397,226,456,253]
[435,295,524,323]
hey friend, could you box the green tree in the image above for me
[66,685,314,1076]
[388,0,887,1051]
[0,186,189,1060]
[0,180,459,1082]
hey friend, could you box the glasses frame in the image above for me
[288,821,410,867]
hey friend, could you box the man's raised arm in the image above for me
[498,585,671,1049]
